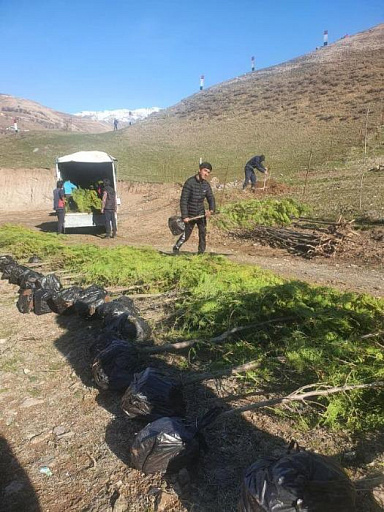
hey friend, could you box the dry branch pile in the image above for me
[235,226,341,258]
[232,219,359,259]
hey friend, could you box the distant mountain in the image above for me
[73,107,161,127]
[0,94,111,133]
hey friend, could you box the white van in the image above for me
[55,150,120,230]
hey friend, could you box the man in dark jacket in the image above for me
[53,180,65,234]
[173,162,215,254]
[243,154,268,191]
[101,178,117,238]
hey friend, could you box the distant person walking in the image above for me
[173,162,215,254]
[53,180,65,234]
[101,178,117,238]
[113,118,119,130]
[13,118,18,133]
[243,154,268,191]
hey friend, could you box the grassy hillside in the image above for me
[0,25,383,217]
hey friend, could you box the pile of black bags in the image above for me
[0,255,62,315]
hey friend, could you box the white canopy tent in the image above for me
[56,151,116,164]
[56,151,118,190]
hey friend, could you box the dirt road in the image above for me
[0,176,382,297]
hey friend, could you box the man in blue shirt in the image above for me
[63,180,77,196]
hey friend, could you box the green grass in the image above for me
[0,225,383,433]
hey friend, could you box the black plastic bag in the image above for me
[238,448,356,512]
[104,313,151,342]
[91,339,139,391]
[34,289,54,315]
[74,285,109,318]
[47,286,84,314]
[121,367,186,421]
[8,265,31,285]
[28,255,42,263]
[36,273,62,292]
[130,409,221,474]
[96,296,138,324]
[16,289,34,314]
[19,270,44,290]
[1,262,18,281]
[0,255,16,271]
[89,332,120,361]
[168,216,185,236]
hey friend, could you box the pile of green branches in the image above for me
[215,198,310,230]
[69,188,102,213]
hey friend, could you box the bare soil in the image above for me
[0,178,383,512]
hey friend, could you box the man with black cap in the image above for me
[243,154,268,191]
[173,162,215,254]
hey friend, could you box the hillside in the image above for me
[0,24,383,218]
[0,94,111,133]
[121,23,383,179]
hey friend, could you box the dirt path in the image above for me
[0,180,382,298]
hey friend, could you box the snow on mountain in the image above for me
[73,107,161,125]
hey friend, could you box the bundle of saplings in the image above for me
[91,339,140,391]
[238,446,356,512]
[130,409,221,474]
[69,187,102,213]
[121,367,186,421]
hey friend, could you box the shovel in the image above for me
[168,214,206,236]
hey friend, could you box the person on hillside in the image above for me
[113,118,119,130]
[101,178,117,238]
[53,180,65,234]
[173,162,215,255]
[243,154,268,191]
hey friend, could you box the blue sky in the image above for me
[1,0,382,113]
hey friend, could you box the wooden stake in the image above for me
[302,149,313,198]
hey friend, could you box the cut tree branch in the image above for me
[140,316,296,354]
[220,381,384,418]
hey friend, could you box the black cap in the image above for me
[199,162,212,171]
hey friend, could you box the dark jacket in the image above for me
[180,175,215,219]
[53,188,65,210]
[102,186,116,210]
[245,155,267,173]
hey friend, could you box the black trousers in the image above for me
[104,210,117,235]
[56,209,65,234]
[175,217,207,254]
[243,166,257,189]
